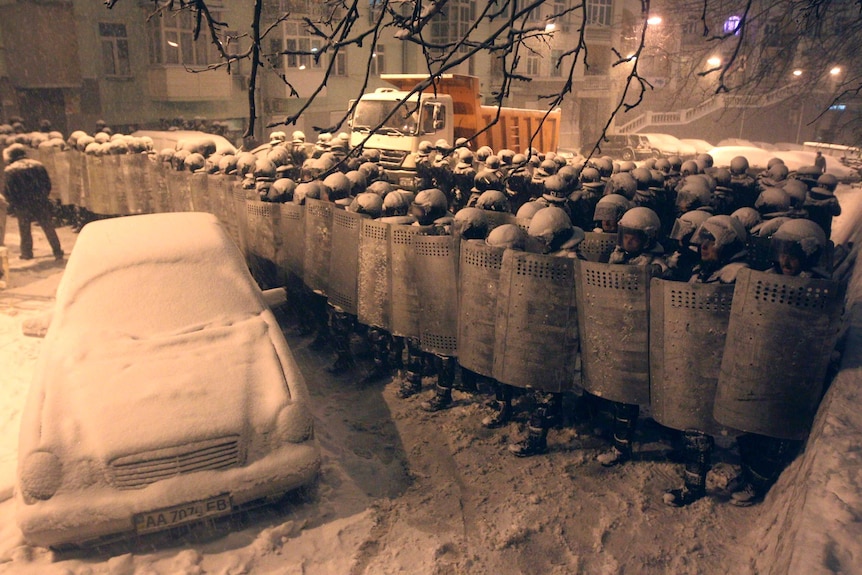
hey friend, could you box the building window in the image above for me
[369,44,385,75]
[147,8,221,66]
[429,0,476,53]
[553,0,571,31]
[526,55,541,76]
[100,23,131,77]
[333,52,347,76]
[586,0,612,27]
[282,20,323,70]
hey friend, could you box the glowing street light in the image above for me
[830,66,842,76]
[545,21,556,32]
[167,40,179,47]
[647,15,662,26]
[792,69,803,77]
[707,57,721,67]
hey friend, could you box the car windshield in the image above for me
[352,100,420,136]
[57,261,264,337]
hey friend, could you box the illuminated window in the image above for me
[281,20,323,70]
[724,15,741,35]
[586,0,612,27]
[100,23,131,77]
[147,8,221,66]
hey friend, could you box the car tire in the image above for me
[651,149,662,159]
[622,149,635,161]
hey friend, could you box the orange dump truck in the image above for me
[348,74,561,189]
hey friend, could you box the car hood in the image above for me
[39,315,289,462]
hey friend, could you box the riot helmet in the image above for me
[729,156,749,176]
[516,200,545,220]
[669,208,711,244]
[607,172,638,200]
[730,207,762,233]
[367,180,393,197]
[527,206,584,254]
[755,187,791,216]
[692,214,748,265]
[593,194,632,233]
[617,206,662,254]
[696,153,715,169]
[349,192,384,218]
[486,223,526,250]
[271,178,297,202]
[411,188,450,224]
[453,207,489,240]
[383,190,411,216]
[680,160,700,177]
[476,189,511,212]
[770,219,827,275]
[323,172,352,201]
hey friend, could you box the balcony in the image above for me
[147,67,233,101]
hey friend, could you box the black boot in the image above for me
[597,402,639,467]
[482,383,513,428]
[397,370,422,399]
[421,384,453,412]
[663,430,713,507]
[508,422,548,457]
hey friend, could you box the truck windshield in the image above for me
[352,100,420,136]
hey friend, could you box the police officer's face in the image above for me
[622,232,644,254]
[601,219,618,233]
[779,253,803,276]
[700,238,720,263]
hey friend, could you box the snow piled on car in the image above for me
[708,145,859,181]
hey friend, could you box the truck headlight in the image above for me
[20,451,62,502]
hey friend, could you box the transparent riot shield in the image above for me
[120,154,150,214]
[104,155,129,215]
[713,268,845,440]
[166,169,193,212]
[328,209,365,315]
[457,240,505,377]
[37,147,61,203]
[357,218,391,330]
[146,159,171,214]
[84,155,111,214]
[233,186,249,258]
[278,202,305,286]
[492,250,579,392]
[67,150,86,208]
[650,278,736,435]
[303,198,333,296]
[577,232,617,263]
[415,234,460,356]
[576,260,651,405]
[189,172,211,214]
[245,199,281,288]
[745,235,773,271]
[389,224,430,339]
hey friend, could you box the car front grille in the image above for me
[109,436,243,490]
[377,149,408,169]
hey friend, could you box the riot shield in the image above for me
[120,154,150,214]
[577,232,617,263]
[357,218,391,330]
[328,209,365,315]
[232,186,249,257]
[146,159,171,214]
[245,199,281,288]
[414,234,460,356]
[492,250,579,392]
[390,224,429,339]
[166,169,193,212]
[37,147,61,203]
[303,198,333,296]
[84,155,111,214]
[457,240,505,377]
[650,279,736,435]
[205,173,227,227]
[189,172,211,214]
[713,268,845,440]
[104,155,129,215]
[745,235,773,271]
[278,202,305,285]
[483,211,517,232]
[67,150,86,208]
[576,260,651,405]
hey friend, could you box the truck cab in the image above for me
[349,86,454,189]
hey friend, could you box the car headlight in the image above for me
[20,451,62,503]
[275,402,314,444]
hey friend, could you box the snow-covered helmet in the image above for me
[770,218,827,271]
[729,156,749,175]
[527,206,583,254]
[607,172,638,200]
[631,167,653,190]
[476,189,511,212]
[323,172,352,201]
[817,173,838,192]
[184,152,206,172]
[617,206,662,250]
[367,180,392,197]
[692,214,748,260]
[271,178,297,202]
[349,192,384,218]
[383,190,411,216]
[680,160,700,177]
[345,170,368,196]
[453,207,489,240]
[782,179,808,207]
[730,207,762,233]
[593,194,632,224]
[669,208,711,243]
[485,223,526,250]
[697,153,715,169]
[475,145,494,163]
[2,143,27,163]
[580,166,602,184]
[755,187,791,216]
[411,188,449,224]
[291,130,306,143]
[516,200,544,220]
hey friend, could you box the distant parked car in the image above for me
[16,212,320,549]
[680,138,715,155]
[597,134,660,161]
[639,133,698,159]
[131,130,237,156]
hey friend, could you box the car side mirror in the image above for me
[261,287,287,308]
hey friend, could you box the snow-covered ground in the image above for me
[0,185,860,573]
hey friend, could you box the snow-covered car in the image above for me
[15,212,320,549]
[680,138,715,155]
[131,130,237,156]
[639,133,698,159]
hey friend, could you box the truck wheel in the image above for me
[651,149,662,159]
[622,149,635,161]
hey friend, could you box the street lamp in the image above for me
[792,69,803,77]
[647,15,662,26]
[707,56,721,67]
[830,66,842,76]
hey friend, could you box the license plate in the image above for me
[134,494,232,534]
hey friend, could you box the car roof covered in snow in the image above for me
[53,212,264,334]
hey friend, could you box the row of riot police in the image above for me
[4,131,849,509]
